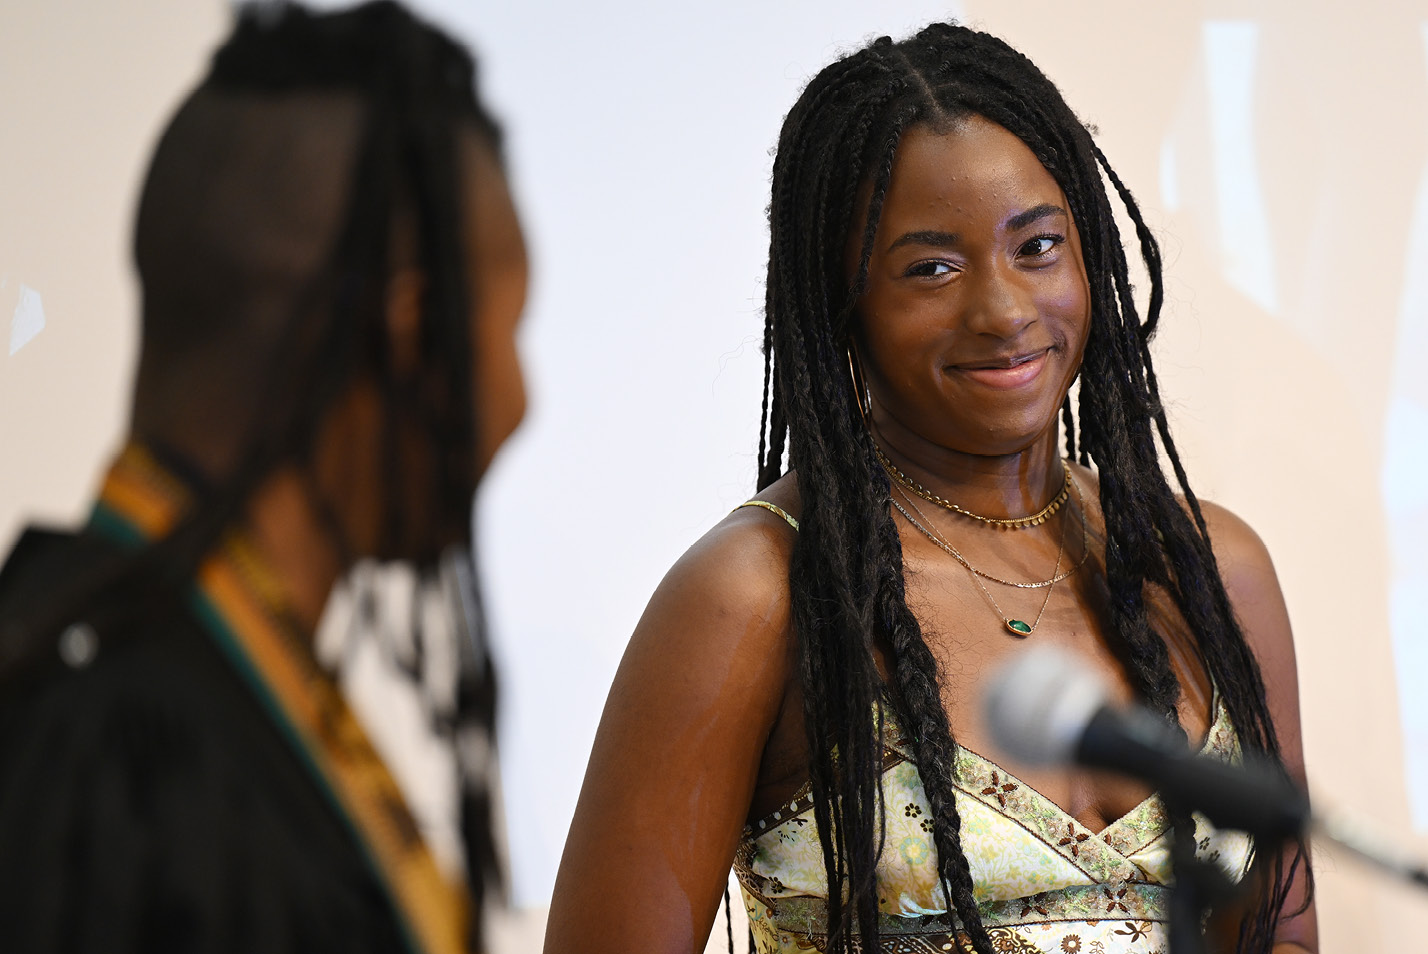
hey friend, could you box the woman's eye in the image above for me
[1020,235,1061,257]
[907,260,953,278]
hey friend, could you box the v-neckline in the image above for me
[744,692,1236,876]
[877,691,1232,877]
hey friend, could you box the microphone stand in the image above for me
[1165,797,1249,954]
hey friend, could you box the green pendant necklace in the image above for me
[888,472,1087,637]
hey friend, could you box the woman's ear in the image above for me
[384,266,426,377]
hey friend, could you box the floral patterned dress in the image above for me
[734,698,1252,954]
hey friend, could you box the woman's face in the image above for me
[852,117,1090,459]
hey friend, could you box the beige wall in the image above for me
[0,3,228,544]
[2,1,1424,949]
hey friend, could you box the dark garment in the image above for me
[0,528,409,954]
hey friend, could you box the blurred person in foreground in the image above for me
[0,3,528,952]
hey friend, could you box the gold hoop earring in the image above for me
[846,346,871,425]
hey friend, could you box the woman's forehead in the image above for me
[880,120,1067,226]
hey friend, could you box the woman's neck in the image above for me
[870,418,1067,522]
[242,465,348,635]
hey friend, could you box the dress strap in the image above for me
[734,500,800,532]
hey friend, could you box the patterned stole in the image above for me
[92,444,470,954]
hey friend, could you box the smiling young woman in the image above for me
[854,118,1090,480]
[544,22,1315,954]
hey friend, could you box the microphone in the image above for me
[982,646,1308,840]
[982,647,1428,891]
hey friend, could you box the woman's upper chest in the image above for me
[895,545,1215,833]
[746,516,1214,830]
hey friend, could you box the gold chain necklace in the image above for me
[895,479,1090,588]
[889,473,1089,637]
[877,447,1071,529]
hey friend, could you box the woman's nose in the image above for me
[963,263,1038,338]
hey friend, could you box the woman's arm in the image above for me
[543,511,798,954]
[1202,502,1318,953]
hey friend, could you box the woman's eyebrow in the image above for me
[886,229,960,252]
[1006,203,1067,232]
[885,204,1067,254]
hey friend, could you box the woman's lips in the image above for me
[947,349,1050,390]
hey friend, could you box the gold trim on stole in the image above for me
[96,445,470,954]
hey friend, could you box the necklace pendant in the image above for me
[1005,618,1033,637]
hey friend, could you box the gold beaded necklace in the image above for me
[877,446,1071,529]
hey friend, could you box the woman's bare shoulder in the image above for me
[1071,464,1295,678]
[660,473,802,619]
[1189,499,1300,709]
[543,477,805,953]
[1194,499,1278,591]
[1072,462,1280,615]
[608,473,804,718]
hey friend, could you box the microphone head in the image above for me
[982,646,1108,767]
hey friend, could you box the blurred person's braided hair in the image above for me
[753,22,1309,954]
[132,0,502,563]
[1,0,505,936]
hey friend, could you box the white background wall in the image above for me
[3,1,1426,949]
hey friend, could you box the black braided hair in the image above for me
[198,0,500,564]
[0,1,505,944]
[756,23,1307,953]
